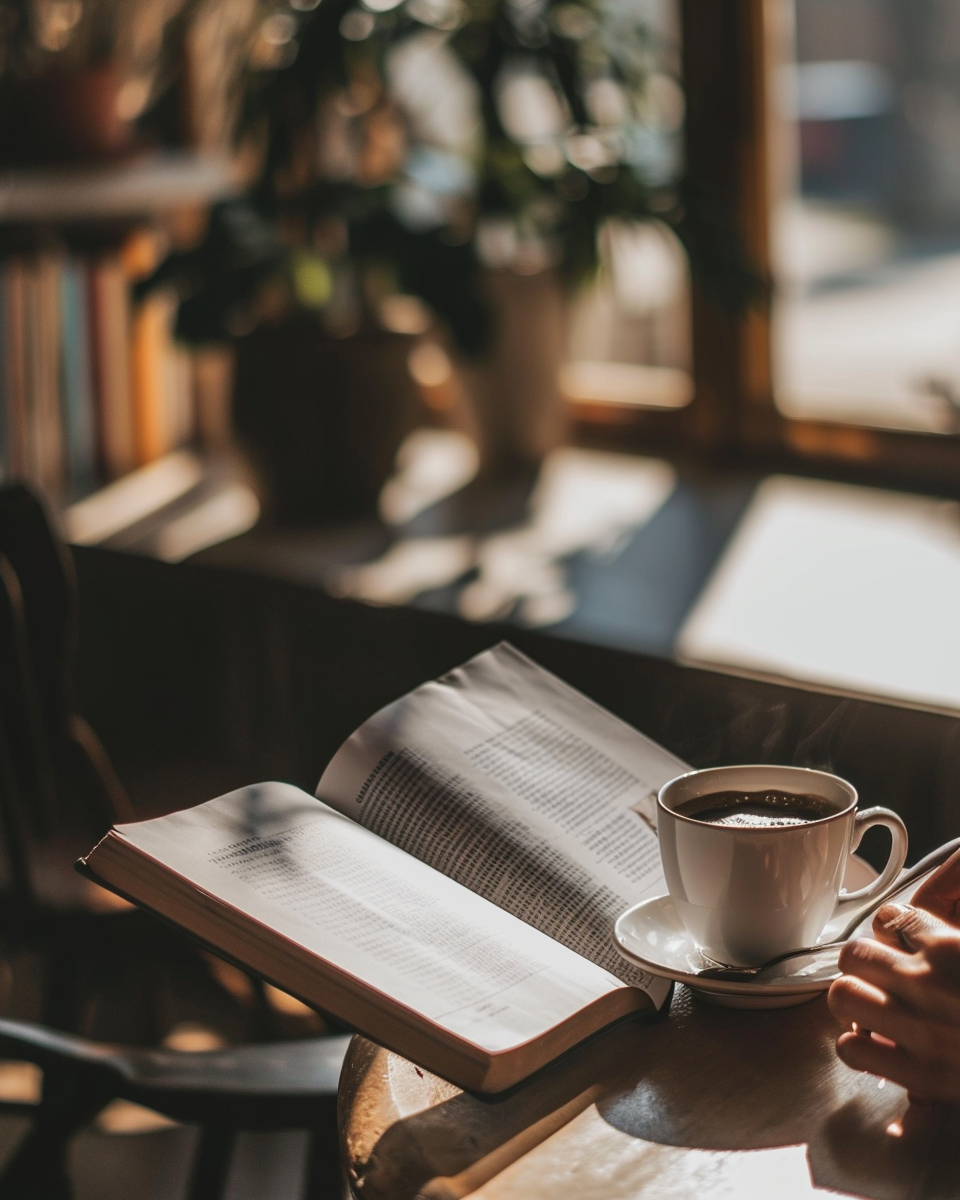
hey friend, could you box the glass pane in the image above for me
[773,0,960,433]
[564,0,692,413]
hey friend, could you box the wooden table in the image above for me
[339,986,960,1200]
[67,543,960,1196]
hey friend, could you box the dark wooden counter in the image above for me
[73,544,960,863]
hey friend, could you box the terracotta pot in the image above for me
[232,321,423,525]
[2,65,135,166]
[455,269,570,479]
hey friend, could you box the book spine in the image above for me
[21,256,43,487]
[34,250,65,502]
[130,291,168,465]
[0,261,7,483]
[126,231,197,466]
[59,258,98,499]
[4,258,28,480]
[88,252,136,481]
[85,255,107,482]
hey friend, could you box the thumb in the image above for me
[872,903,947,951]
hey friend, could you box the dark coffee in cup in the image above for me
[674,789,839,828]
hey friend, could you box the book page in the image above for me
[108,783,627,1055]
[317,644,688,993]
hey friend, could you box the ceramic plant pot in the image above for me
[455,268,570,480]
[232,320,422,525]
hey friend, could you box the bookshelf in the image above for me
[0,152,238,520]
[0,153,235,223]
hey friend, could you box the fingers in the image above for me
[911,848,960,924]
[837,930,960,1022]
[835,1024,960,1104]
[842,930,911,977]
[887,1096,948,1141]
[835,1029,934,1098]
[871,903,944,951]
[831,922,960,1105]
[830,943,956,1076]
[828,969,912,1047]
[870,905,960,988]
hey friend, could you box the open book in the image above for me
[81,644,689,1093]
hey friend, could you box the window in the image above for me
[774,1,960,436]
[563,0,694,421]
[594,0,960,496]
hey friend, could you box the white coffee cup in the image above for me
[657,764,908,967]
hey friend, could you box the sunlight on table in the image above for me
[677,476,960,712]
[468,1107,847,1200]
[332,438,677,626]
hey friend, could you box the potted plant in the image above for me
[143,0,750,522]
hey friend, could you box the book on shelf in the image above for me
[0,235,198,503]
[88,249,136,482]
[81,643,689,1094]
[59,258,97,498]
[1,257,27,480]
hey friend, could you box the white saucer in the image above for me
[614,855,877,1009]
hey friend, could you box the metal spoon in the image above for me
[695,836,960,983]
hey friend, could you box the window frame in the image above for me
[576,0,960,499]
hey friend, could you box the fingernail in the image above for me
[878,903,924,952]
[879,903,914,930]
[844,937,873,962]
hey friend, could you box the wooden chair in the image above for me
[0,483,132,856]
[0,485,289,1042]
[0,486,135,1031]
[0,484,340,1039]
[0,1017,350,1200]
[0,485,351,1197]
[0,484,222,1037]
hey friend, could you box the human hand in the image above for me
[909,845,960,926]
[828,892,960,1111]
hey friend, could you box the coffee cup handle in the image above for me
[832,806,909,920]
